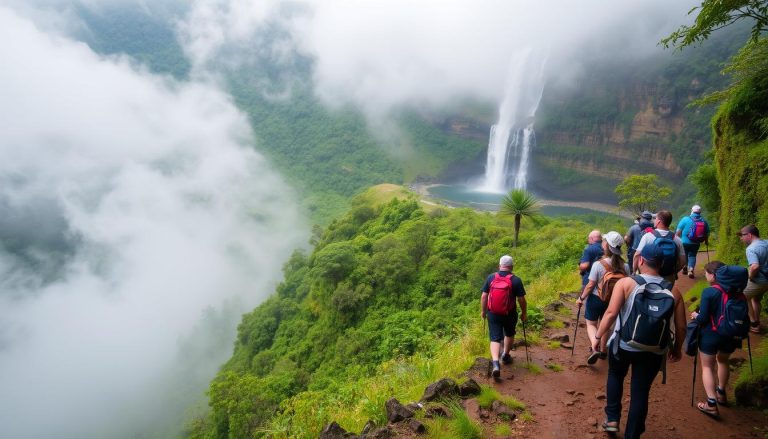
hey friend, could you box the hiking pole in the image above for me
[571,304,582,357]
[747,333,754,375]
[522,318,530,365]
[705,242,711,264]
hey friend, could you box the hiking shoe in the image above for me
[587,349,601,365]
[682,266,688,275]
[501,353,513,364]
[601,421,619,433]
[599,352,608,360]
[492,361,501,378]
[688,271,695,279]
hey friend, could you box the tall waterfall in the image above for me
[478,49,546,193]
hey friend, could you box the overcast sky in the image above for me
[0,4,305,438]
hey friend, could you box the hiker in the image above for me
[593,242,686,438]
[633,210,685,285]
[624,211,654,272]
[690,261,749,418]
[579,230,603,288]
[481,255,527,377]
[676,205,710,279]
[577,231,628,364]
[738,224,768,333]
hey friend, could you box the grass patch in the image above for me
[548,341,561,349]
[424,402,482,439]
[735,337,768,390]
[519,411,535,422]
[523,362,543,374]
[545,363,564,372]
[547,319,565,329]
[494,423,513,436]
[476,386,526,411]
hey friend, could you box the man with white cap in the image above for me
[676,205,710,279]
[481,255,527,377]
[578,231,629,364]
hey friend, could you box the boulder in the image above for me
[360,420,376,437]
[458,378,481,398]
[408,419,427,434]
[319,422,357,439]
[491,400,517,421]
[424,403,451,418]
[385,397,414,423]
[421,378,459,402]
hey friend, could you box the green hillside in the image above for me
[186,186,628,438]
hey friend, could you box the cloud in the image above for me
[0,5,305,438]
[180,0,698,118]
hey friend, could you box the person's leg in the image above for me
[623,351,662,439]
[487,312,503,376]
[745,284,766,330]
[627,249,635,273]
[604,347,630,429]
[716,350,733,403]
[501,312,517,363]
[684,243,699,277]
[699,352,717,399]
[584,295,604,361]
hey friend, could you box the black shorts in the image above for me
[699,328,740,355]
[487,310,518,342]
[584,294,608,321]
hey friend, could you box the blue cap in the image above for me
[640,243,663,264]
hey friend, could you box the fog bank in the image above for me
[0,5,305,438]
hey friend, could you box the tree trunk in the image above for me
[514,214,521,247]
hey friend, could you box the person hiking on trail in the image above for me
[625,211,654,272]
[690,261,748,418]
[577,231,628,364]
[579,230,603,288]
[592,242,687,438]
[481,255,527,378]
[633,210,685,285]
[676,205,710,279]
[738,224,768,334]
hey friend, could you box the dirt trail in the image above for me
[472,250,768,438]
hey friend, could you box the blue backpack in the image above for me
[652,230,679,277]
[711,266,750,339]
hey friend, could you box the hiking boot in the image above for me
[501,353,513,364]
[688,269,695,279]
[587,349,601,365]
[492,361,501,377]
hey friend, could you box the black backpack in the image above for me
[651,231,679,277]
[618,276,676,354]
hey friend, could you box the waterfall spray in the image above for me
[478,49,546,193]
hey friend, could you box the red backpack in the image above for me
[487,273,514,314]
[687,218,707,243]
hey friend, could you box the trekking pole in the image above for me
[747,334,754,375]
[522,318,530,365]
[571,304,582,357]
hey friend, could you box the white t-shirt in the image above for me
[587,257,630,296]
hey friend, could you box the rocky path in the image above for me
[470,250,768,438]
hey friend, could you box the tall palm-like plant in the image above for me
[500,189,540,247]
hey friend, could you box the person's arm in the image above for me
[578,280,596,306]
[633,235,647,273]
[481,292,488,319]
[692,289,712,325]
[518,295,527,321]
[670,288,686,362]
[749,263,760,281]
[675,217,685,238]
[579,249,590,272]
[592,277,633,352]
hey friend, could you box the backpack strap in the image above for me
[631,275,646,286]
[599,258,612,273]
[711,284,728,331]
